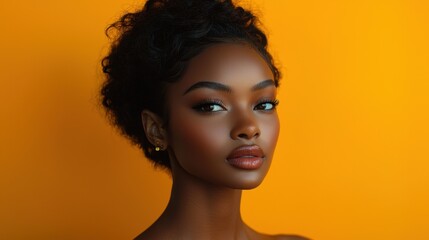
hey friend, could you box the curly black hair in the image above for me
[100,0,281,169]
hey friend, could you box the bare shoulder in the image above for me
[272,234,312,240]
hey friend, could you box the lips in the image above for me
[226,145,265,170]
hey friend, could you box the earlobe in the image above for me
[141,110,167,149]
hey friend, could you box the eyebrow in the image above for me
[251,79,276,91]
[182,79,275,95]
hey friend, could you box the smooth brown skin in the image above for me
[138,43,310,240]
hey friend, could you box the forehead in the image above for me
[172,43,274,92]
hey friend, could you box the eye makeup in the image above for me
[191,98,226,112]
[254,98,279,111]
[191,97,279,113]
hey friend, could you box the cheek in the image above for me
[168,112,229,165]
[270,115,280,142]
[260,114,280,153]
[169,111,280,162]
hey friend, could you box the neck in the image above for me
[156,166,250,240]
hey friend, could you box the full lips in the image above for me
[226,145,265,170]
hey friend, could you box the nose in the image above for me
[230,113,261,140]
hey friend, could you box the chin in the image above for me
[220,159,272,190]
[235,181,264,190]
[225,171,268,190]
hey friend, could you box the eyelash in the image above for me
[254,98,280,111]
[192,99,226,112]
[192,98,279,113]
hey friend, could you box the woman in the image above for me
[101,0,309,239]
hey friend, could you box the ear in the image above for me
[141,110,168,150]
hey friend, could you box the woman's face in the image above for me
[165,43,279,189]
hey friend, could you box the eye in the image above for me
[254,99,279,111]
[192,100,226,112]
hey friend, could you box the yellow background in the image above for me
[1,0,428,239]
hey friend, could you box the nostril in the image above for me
[237,132,259,139]
[238,133,248,139]
[231,120,261,140]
